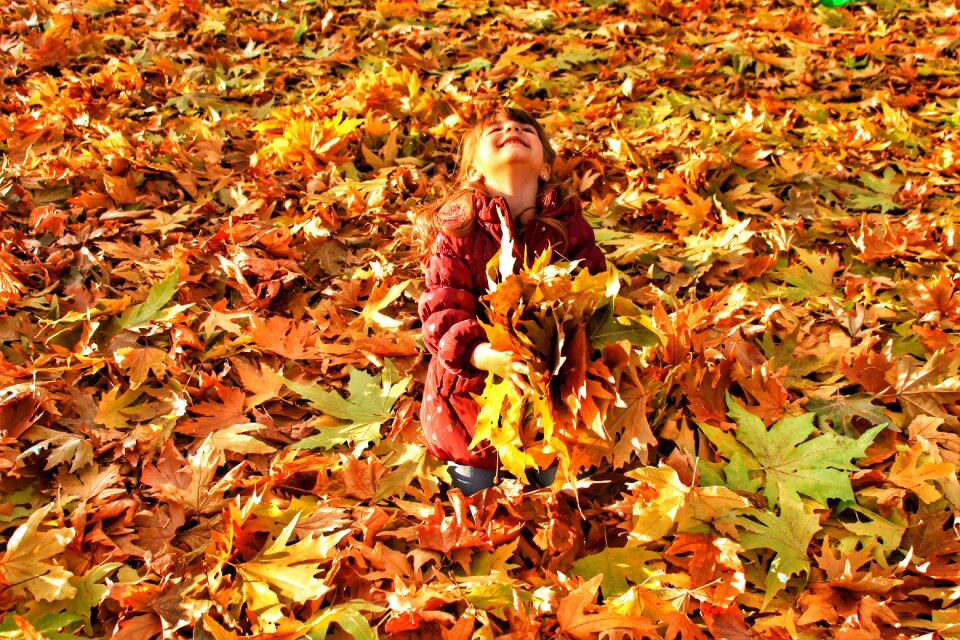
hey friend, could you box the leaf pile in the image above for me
[1,0,960,638]
[475,254,658,481]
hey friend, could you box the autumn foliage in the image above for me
[1,0,959,638]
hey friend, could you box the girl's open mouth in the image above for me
[499,136,527,147]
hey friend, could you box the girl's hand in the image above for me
[471,342,533,393]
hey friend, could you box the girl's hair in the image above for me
[413,106,561,256]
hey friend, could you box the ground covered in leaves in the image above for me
[1,0,960,638]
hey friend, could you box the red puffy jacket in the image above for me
[418,188,606,469]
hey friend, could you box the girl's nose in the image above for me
[503,122,520,132]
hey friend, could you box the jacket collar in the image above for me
[473,187,569,225]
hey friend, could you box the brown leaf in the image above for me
[699,603,750,640]
[341,453,382,500]
[177,384,247,437]
[233,357,284,408]
[887,442,955,504]
[248,315,319,360]
[557,575,658,640]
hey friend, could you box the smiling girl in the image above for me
[415,107,606,495]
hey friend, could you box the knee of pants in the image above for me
[447,462,497,495]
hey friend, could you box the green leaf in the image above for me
[453,57,491,73]
[588,307,660,347]
[714,396,885,508]
[571,547,660,598]
[723,451,763,494]
[470,538,521,576]
[735,499,821,609]
[805,394,890,436]
[836,503,906,556]
[305,600,385,640]
[66,562,123,631]
[0,612,85,640]
[284,361,410,453]
[471,374,534,480]
[544,46,609,71]
[771,248,841,301]
[120,268,180,328]
[462,583,527,616]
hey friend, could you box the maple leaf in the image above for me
[735,499,821,609]
[701,395,885,508]
[770,248,841,301]
[571,547,660,598]
[236,513,348,623]
[0,613,85,639]
[141,438,238,517]
[889,352,960,428]
[607,379,658,469]
[848,168,903,214]
[888,442,956,504]
[233,356,284,408]
[114,346,168,389]
[0,504,77,602]
[94,387,142,430]
[6,0,960,634]
[284,361,410,453]
[357,279,409,331]
[18,425,94,472]
[557,574,658,640]
[626,465,750,544]
[804,393,889,436]
[303,600,385,640]
[177,383,247,437]
[66,562,123,632]
[248,315,319,360]
[838,504,906,555]
[461,582,523,618]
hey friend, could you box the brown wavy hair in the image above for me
[413,106,560,257]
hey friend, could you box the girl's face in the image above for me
[469,113,550,184]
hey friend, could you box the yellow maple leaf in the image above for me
[0,504,76,602]
[237,514,348,622]
[889,442,956,504]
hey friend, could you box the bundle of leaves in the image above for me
[472,249,660,484]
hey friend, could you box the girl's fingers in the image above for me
[511,361,529,376]
[509,372,534,394]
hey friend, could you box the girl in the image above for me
[416,106,606,495]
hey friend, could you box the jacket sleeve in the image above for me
[419,248,486,376]
[567,212,607,275]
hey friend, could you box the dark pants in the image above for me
[446,463,560,495]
